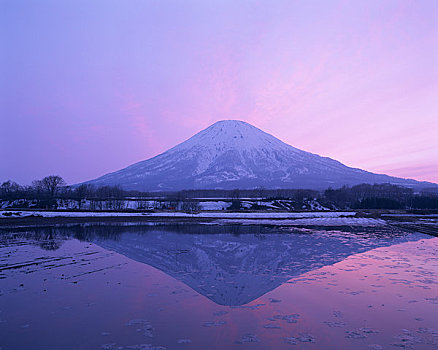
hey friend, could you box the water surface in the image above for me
[1,223,437,349]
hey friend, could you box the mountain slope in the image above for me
[84,120,435,191]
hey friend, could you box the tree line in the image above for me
[323,183,438,209]
[1,176,438,210]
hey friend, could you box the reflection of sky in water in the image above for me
[1,224,438,349]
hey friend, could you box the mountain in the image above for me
[83,120,436,191]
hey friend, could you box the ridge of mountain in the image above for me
[83,120,436,191]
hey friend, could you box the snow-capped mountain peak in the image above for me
[176,120,292,152]
[83,120,435,191]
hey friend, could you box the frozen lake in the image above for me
[1,223,438,349]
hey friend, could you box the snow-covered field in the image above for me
[0,210,390,226]
[1,198,328,211]
[1,210,356,219]
[148,211,356,219]
[381,213,438,217]
[215,217,386,226]
[199,201,231,210]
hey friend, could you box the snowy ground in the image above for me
[381,213,438,218]
[199,201,231,210]
[215,217,386,226]
[1,197,330,212]
[0,210,391,226]
[0,210,355,219]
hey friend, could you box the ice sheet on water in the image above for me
[324,321,345,328]
[345,331,367,339]
[417,327,438,336]
[235,334,260,344]
[391,329,424,348]
[284,337,298,345]
[126,345,166,350]
[216,217,385,227]
[269,298,282,303]
[284,333,316,344]
[263,323,281,329]
[333,310,343,318]
[126,319,154,338]
[268,314,300,323]
[359,327,379,334]
[212,310,228,316]
[202,321,226,327]
[230,303,265,310]
[102,344,166,350]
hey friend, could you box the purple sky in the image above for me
[1,0,437,185]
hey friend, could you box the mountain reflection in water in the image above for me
[3,223,428,306]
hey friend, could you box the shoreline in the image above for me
[0,215,218,228]
[0,209,379,229]
[1,210,437,233]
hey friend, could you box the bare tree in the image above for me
[32,180,44,197]
[0,180,21,199]
[41,175,66,198]
[74,184,93,209]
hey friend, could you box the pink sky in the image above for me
[1,0,437,185]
